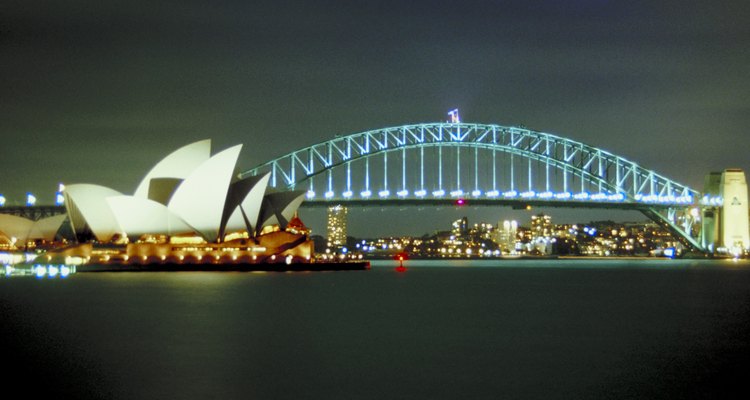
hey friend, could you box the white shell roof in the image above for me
[224,173,271,234]
[0,214,35,242]
[27,214,68,241]
[134,139,211,199]
[167,144,243,242]
[64,184,124,242]
[0,214,66,243]
[107,196,195,239]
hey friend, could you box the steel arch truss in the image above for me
[242,123,698,206]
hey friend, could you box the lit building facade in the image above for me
[451,217,468,237]
[327,205,348,249]
[531,214,552,240]
[472,222,495,241]
[496,220,518,252]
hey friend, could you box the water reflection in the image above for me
[3,264,75,278]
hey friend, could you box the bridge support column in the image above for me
[701,172,722,253]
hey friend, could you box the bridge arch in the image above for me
[285,142,620,201]
[241,122,698,206]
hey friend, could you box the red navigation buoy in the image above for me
[394,252,408,272]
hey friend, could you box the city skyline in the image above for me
[348,213,682,258]
[2,1,749,235]
[304,205,651,239]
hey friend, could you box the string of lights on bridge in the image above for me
[0,188,715,208]
[306,187,698,205]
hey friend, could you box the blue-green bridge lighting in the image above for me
[241,121,704,252]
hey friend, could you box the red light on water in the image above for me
[394,252,408,272]
[456,198,465,206]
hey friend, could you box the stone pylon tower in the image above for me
[720,169,750,253]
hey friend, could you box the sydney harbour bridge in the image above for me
[3,115,722,253]
[239,117,709,253]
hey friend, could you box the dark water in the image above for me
[2,259,750,399]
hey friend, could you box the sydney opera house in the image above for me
[3,140,317,267]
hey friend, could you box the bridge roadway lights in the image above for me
[299,198,685,211]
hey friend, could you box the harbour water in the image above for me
[2,258,750,399]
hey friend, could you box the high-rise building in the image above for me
[496,220,518,251]
[472,222,495,241]
[327,205,348,249]
[530,214,552,240]
[451,217,469,237]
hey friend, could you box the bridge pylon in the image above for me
[700,169,750,256]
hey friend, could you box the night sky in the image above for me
[2,1,749,236]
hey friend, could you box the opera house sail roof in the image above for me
[0,213,67,247]
[62,140,305,244]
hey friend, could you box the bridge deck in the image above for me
[301,199,679,211]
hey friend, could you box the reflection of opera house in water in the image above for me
[5,140,324,269]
